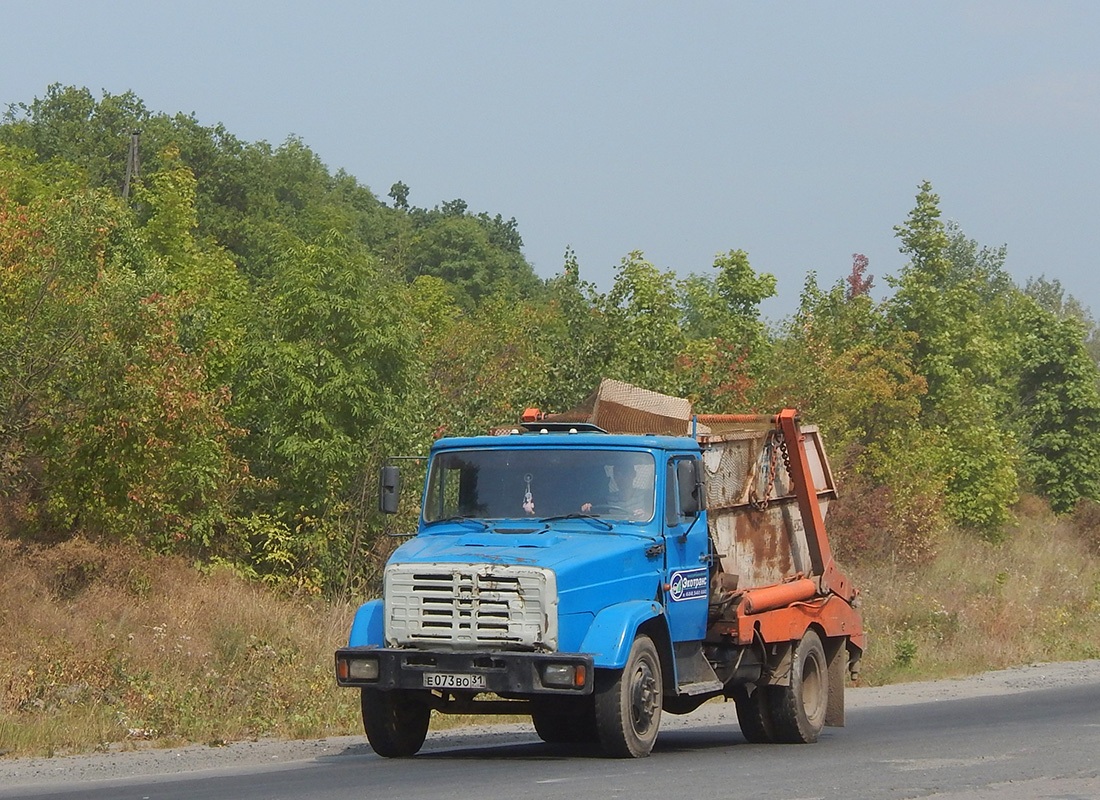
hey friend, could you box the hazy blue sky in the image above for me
[3,1,1098,321]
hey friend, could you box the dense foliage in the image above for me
[3,85,1099,593]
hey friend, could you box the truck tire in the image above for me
[768,630,827,743]
[732,684,775,743]
[594,635,662,758]
[361,688,431,757]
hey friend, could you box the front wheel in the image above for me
[361,688,431,757]
[768,630,828,743]
[594,635,662,757]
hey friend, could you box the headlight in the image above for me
[337,656,380,682]
[542,662,586,688]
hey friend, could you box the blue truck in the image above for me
[335,382,864,758]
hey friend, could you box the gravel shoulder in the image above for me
[3,659,1099,791]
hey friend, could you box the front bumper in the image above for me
[335,646,594,696]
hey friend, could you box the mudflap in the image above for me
[824,636,847,727]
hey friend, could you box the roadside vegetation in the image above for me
[2,85,1100,757]
[3,499,1098,758]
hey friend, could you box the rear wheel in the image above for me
[768,630,828,743]
[732,683,775,743]
[361,688,431,757]
[594,635,662,758]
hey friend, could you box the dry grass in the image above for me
[3,495,1099,757]
[0,538,361,757]
[852,497,1100,685]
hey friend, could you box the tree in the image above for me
[419,288,553,436]
[888,181,1018,534]
[0,149,244,549]
[846,253,873,300]
[232,233,417,517]
[44,273,244,551]
[1025,275,1100,366]
[601,251,685,393]
[1015,300,1100,512]
[0,84,149,192]
[536,247,615,410]
[0,150,99,516]
[405,213,537,307]
[677,249,776,410]
[760,267,941,563]
[388,181,410,210]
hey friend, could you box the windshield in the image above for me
[423,448,655,523]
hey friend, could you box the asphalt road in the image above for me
[3,665,1099,800]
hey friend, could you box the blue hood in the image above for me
[392,522,655,570]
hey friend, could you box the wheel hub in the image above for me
[630,661,659,734]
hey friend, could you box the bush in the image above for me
[1071,498,1100,556]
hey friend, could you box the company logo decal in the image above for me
[668,568,709,602]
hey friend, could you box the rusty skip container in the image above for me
[697,416,836,597]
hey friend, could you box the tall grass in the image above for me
[2,495,1099,757]
[854,496,1100,685]
[0,538,360,757]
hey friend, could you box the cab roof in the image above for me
[431,429,700,453]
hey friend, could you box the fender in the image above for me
[579,600,665,669]
[347,599,384,647]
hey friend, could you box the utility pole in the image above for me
[122,130,141,199]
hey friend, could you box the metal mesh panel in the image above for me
[702,433,760,509]
[543,379,691,435]
[701,429,797,511]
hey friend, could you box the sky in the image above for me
[2,1,1098,323]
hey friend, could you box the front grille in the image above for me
[384,563,558,651]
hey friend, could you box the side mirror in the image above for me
[677,459,706,516]
[379,465,401,514]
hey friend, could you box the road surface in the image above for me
[2,660,1098,800]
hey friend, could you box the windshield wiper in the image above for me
[539,513,613,531]
[429,515,491,530]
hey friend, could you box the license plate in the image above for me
[423,672,486,690]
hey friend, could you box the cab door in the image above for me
[661,455,710,642]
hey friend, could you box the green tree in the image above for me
[0,84,149,192]
[419,289,553,436]
[761,268,942,563]
[388,181,410,210]
[44,271,243,551]
[0,151,98,512]
[404,212,538,307]
[1025,275,1100,366]
[888,181,1018,534]
[1015,300,1100,512]
[677,249,776,410]
[600,251,684,393]
[536,247,614,410]
[0,153,243,549]
[232,233,417,517]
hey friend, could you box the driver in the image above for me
[581,457,653,520]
